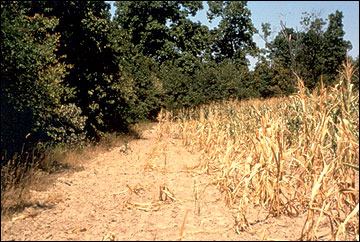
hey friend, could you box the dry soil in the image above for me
[1,123,337,241]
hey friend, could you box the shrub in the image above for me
[1,3,87,160]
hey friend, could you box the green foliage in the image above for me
[159,58,255,112]
[5,1,166,140]
[323,11,353,84]
[250,53,296,98]
[1,2,87,159]
[113,1,204,64]
[19,1,121,138]
[195,60,253,100]
[159,61,195,111]
[120,55,163,124]
[207,1,257,66]
[113,1,259,112]
[107,24,163,129]
[168,18,212,74]
[266,10,352,91]
[251,60,277,98]
[267,27,298,70]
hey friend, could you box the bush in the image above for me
[1,3,87,160]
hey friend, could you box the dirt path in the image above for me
[1,123,245,241]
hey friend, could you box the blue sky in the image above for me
[107,1,359,69]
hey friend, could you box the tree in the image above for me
[113,1,221,112]
[207,1,257,67]
[266,10,352,91]
[323,10,352,85]
[113,1,204,64]
[11,1,167,138]
[1,2,87,159]
[19,1,134,138]
[296,12,328,89]
[256,21,298,97]
[268,26,298,70]
[168,18,212,74]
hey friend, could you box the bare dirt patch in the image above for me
[0,123,337,241]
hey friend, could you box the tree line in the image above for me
[1,1,357,162]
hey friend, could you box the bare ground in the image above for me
[1,123,336,241]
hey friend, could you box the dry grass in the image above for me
[1,123,151,220]
[158,57,359,241]
[1,144,89,219]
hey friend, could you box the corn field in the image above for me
[158,58,359,241]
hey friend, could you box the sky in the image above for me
[107,1,359,69]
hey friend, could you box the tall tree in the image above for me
[268,26,299,70]
[19,1,132,137]
[323,10,352,85]
[296,12,328,89]
[168,18,212,74]
[266,10,352,90]
[113,1,204,64]
[207,1,257,67]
